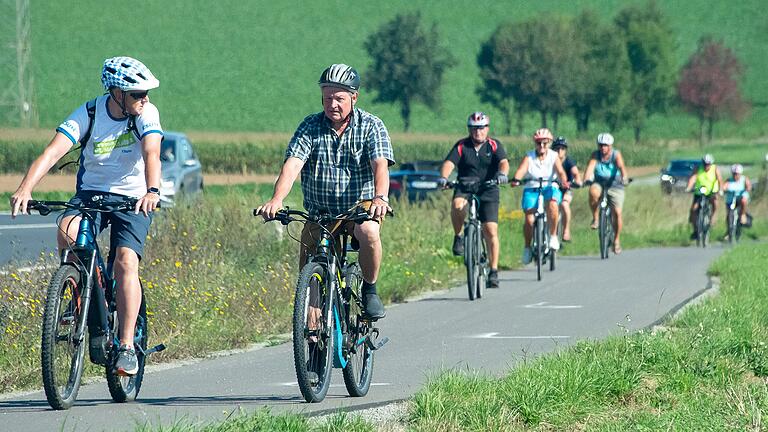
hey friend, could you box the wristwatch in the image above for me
[147,187,160,195]
[373,194,389,203]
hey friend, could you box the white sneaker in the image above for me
[549,235,560,251]
[522,247,533,264]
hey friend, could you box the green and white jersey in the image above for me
[57,95,163,197]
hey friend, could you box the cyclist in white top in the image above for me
[10,57,163,376]
[510,128,569,264]
[723,163,752,227]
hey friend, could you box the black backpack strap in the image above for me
[57,98,97,171]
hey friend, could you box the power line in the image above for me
[0,0,36,127]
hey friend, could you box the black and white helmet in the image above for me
[101,56,159,91]
[318,64,360,93]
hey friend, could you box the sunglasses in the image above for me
[128,91,149,100]
[468,126,487,130]
[535,141,550,146]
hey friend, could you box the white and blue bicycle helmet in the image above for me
[101,57,160,91]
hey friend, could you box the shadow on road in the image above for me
[0,394,305,412]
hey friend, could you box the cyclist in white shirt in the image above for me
[510,128,569,264]
[10,57,162,376]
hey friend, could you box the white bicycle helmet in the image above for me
[467,111,489,127]
[101,57,160,91]
[596,132,614,146]
[702,154,715,164]
[731,163,743,174]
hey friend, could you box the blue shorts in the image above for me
[62,191,153,260]
[521,187,562,211]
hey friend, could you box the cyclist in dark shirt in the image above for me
[552,136,581,242]
[438,112,509,288]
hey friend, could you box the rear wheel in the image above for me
[293,262,333,402]
[464,223,478,300]
[41,264,86,410]
[342,263,374,397]
[106,286,147,402]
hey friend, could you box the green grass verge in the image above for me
[406,241,768,431]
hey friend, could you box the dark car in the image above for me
[159,132,204,204]
[390,160,444,201]
[660,159,698,194]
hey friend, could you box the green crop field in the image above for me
[1,0,765,142]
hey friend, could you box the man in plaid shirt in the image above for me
[257,64,394,320]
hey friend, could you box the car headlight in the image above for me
[660,174,671,182]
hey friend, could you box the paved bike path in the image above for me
[0,246,723,431]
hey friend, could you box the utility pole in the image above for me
[0,0,35,127]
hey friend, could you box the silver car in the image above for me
[160,132,204,204]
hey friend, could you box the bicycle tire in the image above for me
[464,223,478,300]
[293,261,333,402]
[549,233,556,271]
[475,223,487,299]
[727,209,737,245]
[599,207,611,259]
[697,201,709,248]
[41,264,87,410]
[341,263,374,397]
[535,219,544,281]
[106,286,147,402]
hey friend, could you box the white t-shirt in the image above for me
[524,149,558,188]
[56,95,163,197]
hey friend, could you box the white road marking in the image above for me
[466,332,570,339]
[0,223,56,230]
[523,301,582,309]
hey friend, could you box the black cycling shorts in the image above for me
[453,189,500,223]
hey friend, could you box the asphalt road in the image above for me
[0,245,723,431]
[0,213,59,267]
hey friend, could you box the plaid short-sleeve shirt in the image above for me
[286,107,395,215]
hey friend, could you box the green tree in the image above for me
[570,10,631,134]
[364,12,455,132]
[612,0,676,143]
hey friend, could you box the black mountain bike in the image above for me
[447,179,498,300]
[587,178,631,259]
[725,196,743,244]
[256,206,389,403]
[512,177,560,281]
[693,187,713,247]
[28,196,165,410]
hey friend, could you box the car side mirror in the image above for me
[183,159,198,167]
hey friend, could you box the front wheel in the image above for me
[535,219,544,281]
[464,223,478,300]
[41,264,87,410]
[727,209,737,244]
[293,261,333,403]
[697,202,710,248]
[341,263,374,397]
[599,207,611,259]
[475,224,487,299]
[106,286,148,402]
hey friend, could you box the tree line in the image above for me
[364,1,750,145]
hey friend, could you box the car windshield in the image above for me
[668,161,695,172]
[160,140,176,163]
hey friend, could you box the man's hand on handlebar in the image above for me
[255,198,283,221]
[368,196,391,219]
[510,178,522,187]
[496,173,509,185]
[437,177,448,189]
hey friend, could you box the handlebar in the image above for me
[254,205,392,226]
[28,196,150,216]
[583,177,633,187]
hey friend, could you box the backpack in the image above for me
[456,138,498,158]
[58,98,140,170]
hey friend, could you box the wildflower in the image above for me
[175,261,182,268]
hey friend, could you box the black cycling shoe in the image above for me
[487,270,499,288]
[689,231,698,240]
[452,235,464,256]
[362,293,386,320]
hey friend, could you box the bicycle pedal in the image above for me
[143,343,166,356]
[367,336,389,351]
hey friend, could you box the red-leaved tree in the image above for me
[678,37,750,145]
